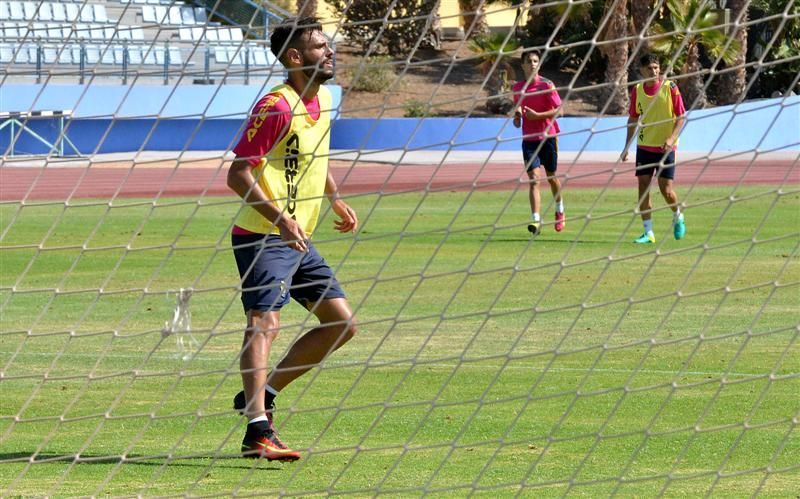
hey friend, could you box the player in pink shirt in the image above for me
[512,49,565,235]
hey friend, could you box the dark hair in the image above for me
[639,53,660,67]
[520,49,542,66]
[269,16,322,61]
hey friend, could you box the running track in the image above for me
[1,157,798,201]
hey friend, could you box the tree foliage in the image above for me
[747,0,800,97]
[329,0,439,56]
[649,0,740,108]
[468,32,520,114]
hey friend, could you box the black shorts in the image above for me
[232,233,346,312]
[635,148,676,180]
[522,138,558,173]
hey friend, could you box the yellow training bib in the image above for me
[636,81,678,149]
[235,84,332,237]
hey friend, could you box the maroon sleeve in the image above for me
[232,93,291,166]
[670,82,686,116]
[511,82,523,106]
[548,82,562,108]
[628,86,639,118]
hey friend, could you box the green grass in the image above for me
[1,185,799,496]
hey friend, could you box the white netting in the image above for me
[1,0,798,496]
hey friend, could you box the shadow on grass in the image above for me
[485,234,613,244]
[0,452,283,470]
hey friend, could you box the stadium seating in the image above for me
[0,0,280,81]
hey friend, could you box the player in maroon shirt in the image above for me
[512,49,565,235]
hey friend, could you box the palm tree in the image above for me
[459,0,489,38]
[523,0,546,41]
[598,0,630,115]
[296,0,317,17]
[630,0,656,56]
[715,0,748,105]
[650,0,741,109]
[468,32,519,114]
[522,0,593,46]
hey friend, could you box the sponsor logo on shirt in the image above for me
[284,133,299,218]
[246,94,281,142]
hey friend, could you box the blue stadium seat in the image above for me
[141,5,155,23]
[213,46,227,63]
[85,45,100,63]
[127,45,142,64]
[43,46,57,63]
[180,6,194,25]
[168,6,181,24]
[38,3,53,21]
[22,2,35,20]
[65,3,79,22]
[9,2,23,20]
[51,3,66,22]
[0,44,13,62]
[79,5,95,22]
[58,46,73,64]
[94,4,108,23]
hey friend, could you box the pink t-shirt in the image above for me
[231,90,322,235]
[512,76,561,141]
[629,80,686,153]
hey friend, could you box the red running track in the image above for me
[1,159,797,202]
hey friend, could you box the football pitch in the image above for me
[1,185,798,496]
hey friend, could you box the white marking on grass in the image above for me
[1,350,767,378]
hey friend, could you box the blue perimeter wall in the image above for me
[0,84,797,154]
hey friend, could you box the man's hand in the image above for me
[523,106,540,120]
[620,150,629,162]
[664,136,676,152]
[512,113,521,128]
[277,216,308,252]
[331,199,358,233]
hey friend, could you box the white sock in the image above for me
[248,415,268,425]
[556,200,564,213]
[532,212,540,222]
[673,208,682,221]
[643,219,654,234]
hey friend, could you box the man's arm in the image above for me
[621,115,638,162]
[325,171,358,233]
[522,82,562,120]
[621,87,639,161]
[523,106,561,120]
[665,83,686,151]
[227,157,308,252]
[665,114,685,151]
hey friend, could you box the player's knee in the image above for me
[341,316,357,342]
[247,312,280,340]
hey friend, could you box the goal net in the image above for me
[1,0,798,496]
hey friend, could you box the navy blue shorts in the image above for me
[232,233,346,312]
[636,148,676,180]
[522,138,558,173]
